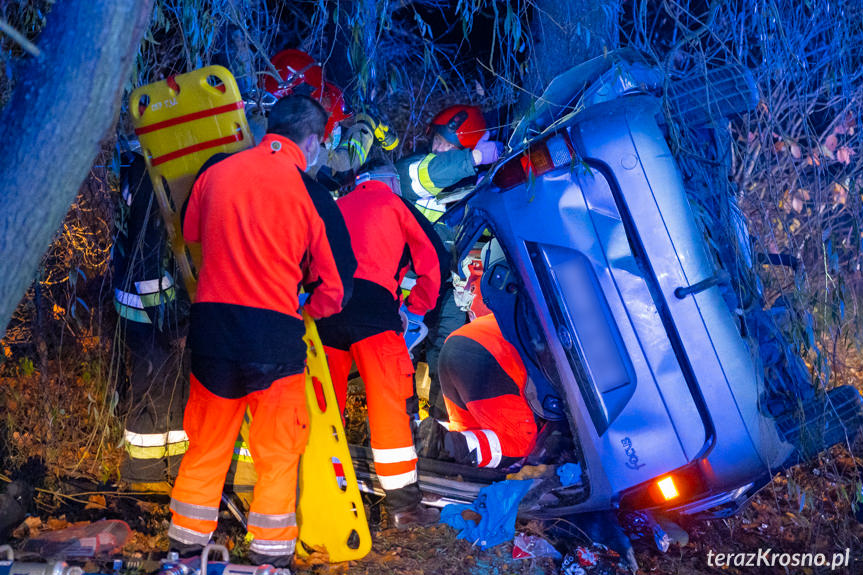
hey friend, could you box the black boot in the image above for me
[443,431,476,466]
[390,504,440,530]
[416,418,447,459]
[0,480,31,540]
[168,538,205,559]
[247,550,293,569]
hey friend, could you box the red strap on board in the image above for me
[135,101,244,136]
[150,133,244,167]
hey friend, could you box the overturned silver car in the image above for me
[350,50,863,520]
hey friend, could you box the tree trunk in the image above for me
[527,0,622,95]
[0,0,154,338]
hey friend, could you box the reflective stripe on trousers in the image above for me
[168,373,308,554]
[168,522,212,547]
[233,440,253,462]
[114,273,176,324]
[372,445,419,489]
[126,429,189,446]
[135,273,174,295]
[248,511,297,529]
[249,538,296,556]
[324,331,418,493]
[114,298,152,324]
[442,392,538,462]
[460,429,503,468]
[124,428,189,459]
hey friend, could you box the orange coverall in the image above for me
[168,134,355,560]
[438,314,538,468]
[317,179,445,511]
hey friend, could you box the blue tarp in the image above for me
[440,479,533,549]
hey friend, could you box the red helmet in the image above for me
[264,49,322,99]
[264,49,352,138]
[429,105,486,149]
[318,81,351,139]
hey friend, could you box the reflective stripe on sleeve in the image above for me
[248,511,297,529]
[409,160,427,197]
[409,155,443,199]
[347,137,368,164]
[416,155,443,195]
[416,197,446,223]
[371,445,418,465]
[377,469,418,490]
[170,499,219,522]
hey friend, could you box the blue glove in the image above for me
[400,304,428,354]
[298,293,310,313]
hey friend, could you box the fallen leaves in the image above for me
[506,464,551,480]
[84,494,107,510]
[46,517,70,530]
[12,516,42,539]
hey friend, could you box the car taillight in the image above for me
[493,131,574,190]
[656,476,679,501]
[619,459,715,510]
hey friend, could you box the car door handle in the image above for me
[674,270,731,299]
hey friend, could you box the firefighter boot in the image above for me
[442,431,475,466]
[247,550,292,569]
[416,417,447,459]
[168,538,206,559]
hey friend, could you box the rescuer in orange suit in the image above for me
[418,312,538,469]
[167,95,356,567]
[316,167,448,529]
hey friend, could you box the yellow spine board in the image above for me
[129,65,253,299]
[297,313,372,562]
[130,67,369,561]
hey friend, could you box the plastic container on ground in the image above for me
[20,520,131,559]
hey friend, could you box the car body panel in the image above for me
[351,51,835,518]
[572,96,792,480]
[474,170,700,494]
[458,88,794,510]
